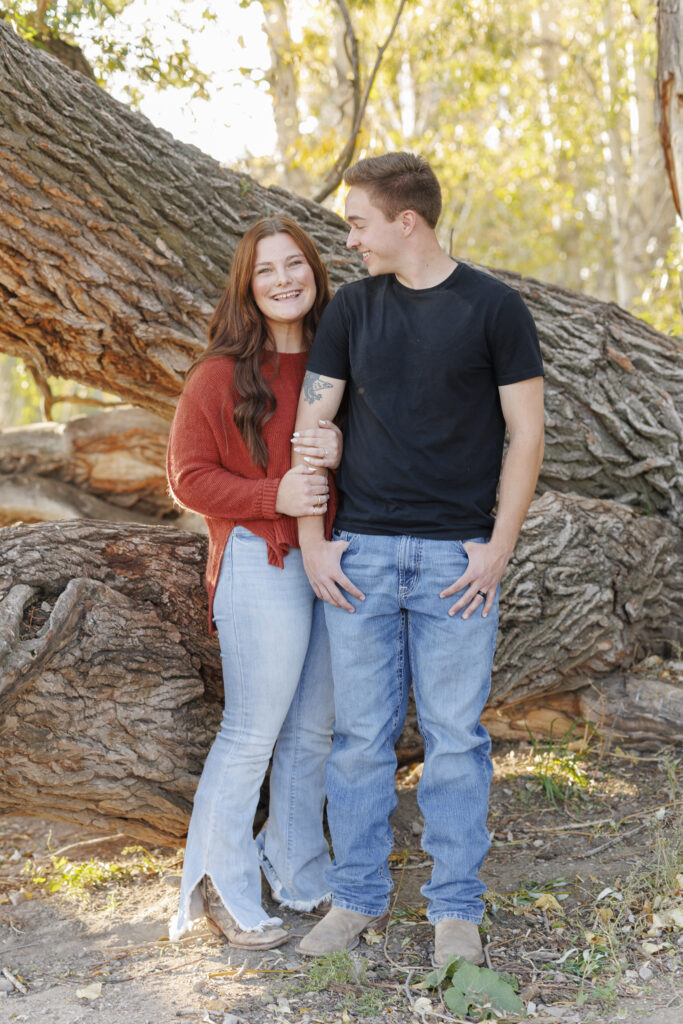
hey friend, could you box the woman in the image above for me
[167,217,341,950]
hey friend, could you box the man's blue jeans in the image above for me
[323,530,499,924]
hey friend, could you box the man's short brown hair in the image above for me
[343,152,442,228]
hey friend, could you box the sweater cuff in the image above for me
[261,477,281,519]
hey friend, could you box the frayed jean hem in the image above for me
[257,839,331,913]
[169,873,283,940]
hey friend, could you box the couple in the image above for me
[167,152,544,966]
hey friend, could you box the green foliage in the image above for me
[523,723,596,807]
[24,846,162,895]
[420,955,524,1020]
[303,950,358,991]
[238,0,680,334]
[0,355,120,429]
[3,0,211,102]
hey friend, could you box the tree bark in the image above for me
[0,521,222,844]
[0,21,681,523]
[0,492,680,840]
[657,0,683,217]
[0,408,203,529]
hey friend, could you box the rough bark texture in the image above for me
[0,22,681,523]
[657,0,683,217]
[481,672,683,751]
[0,521,222,843]
[0,408,203,530]
[1,494,680,840]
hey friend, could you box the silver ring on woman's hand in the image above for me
[323,447,328,457]
[477,590,487,598]
[317,494,323,506]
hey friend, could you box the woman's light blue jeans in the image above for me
[323,531,499,925]
[169,527,334,937]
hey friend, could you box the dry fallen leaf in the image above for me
[642,941,666,955]
[533,893,562,914]
[76,982,102,1000]
[203,998,227,1012]
[363,928,384,945]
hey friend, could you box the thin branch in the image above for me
[314,0,409,203]
[27,362,55,420]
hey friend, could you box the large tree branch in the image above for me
[0,20,681,524]
[0,493,680,839]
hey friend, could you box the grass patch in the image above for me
[522,722,598,807]
[24,845,163,895]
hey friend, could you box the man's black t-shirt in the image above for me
[306,262,544,539]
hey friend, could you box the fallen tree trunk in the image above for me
[0,492,680,841]
[0,522,222,844]
[480,669,683,751]
[0,408,202,530]
[0,22,681,523]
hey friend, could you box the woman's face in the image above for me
[250,233,316,331]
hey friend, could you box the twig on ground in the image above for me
[576,822,648,858]
[2,967,28,993]
[52,834,126,857]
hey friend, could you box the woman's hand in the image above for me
[275,464,329,517]
[291,419,343,470]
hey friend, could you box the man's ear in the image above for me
[400,209,418,236]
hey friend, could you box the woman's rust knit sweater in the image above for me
[167,352,336,632]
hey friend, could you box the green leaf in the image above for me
[445,961,525,1017]
[419,955,463,989]
[443,985,470,1015]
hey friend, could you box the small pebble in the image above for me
[638,965,654,982]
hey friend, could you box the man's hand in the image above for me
[439,540,511,620]
[301,538,365,612]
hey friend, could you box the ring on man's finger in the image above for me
[477,590,487,598]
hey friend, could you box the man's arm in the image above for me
[440,376,544,619]
[293,370,365,611]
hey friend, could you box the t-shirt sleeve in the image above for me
[306,290,350,380]
[488,290,544,386]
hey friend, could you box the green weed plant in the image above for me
[420,956,524,1020]
[26,846,162,894]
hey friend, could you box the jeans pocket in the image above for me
[332,528,359,554]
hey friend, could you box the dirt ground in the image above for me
[1,740,681,1024]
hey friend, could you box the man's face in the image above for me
[344,186,404,276]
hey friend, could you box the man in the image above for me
[291,152,544,965]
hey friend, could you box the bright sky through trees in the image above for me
[102,0,278,163]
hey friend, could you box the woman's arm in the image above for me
[167,386,282,521]
[167,380,330,521]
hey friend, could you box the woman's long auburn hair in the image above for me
[189,217,331,469]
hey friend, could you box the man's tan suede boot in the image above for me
[296,906,389,955]
[433,919,484,966]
